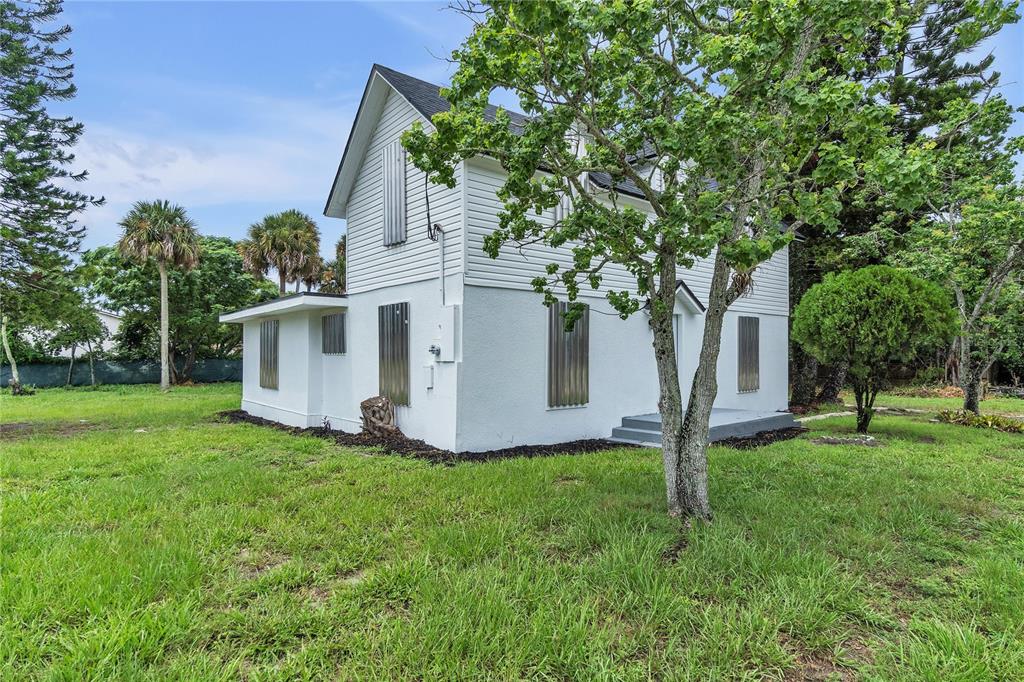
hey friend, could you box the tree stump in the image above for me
[360,396,402,438]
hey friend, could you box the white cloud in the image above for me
[72,82,359,248]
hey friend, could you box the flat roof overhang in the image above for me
[219,292,349,323]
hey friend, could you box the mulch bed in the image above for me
[218,410,807,464]
[218,410,638,464]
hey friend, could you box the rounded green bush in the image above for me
[792,265,955,432]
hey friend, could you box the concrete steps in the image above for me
[610,410,800,446]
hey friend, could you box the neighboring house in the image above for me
[221,64,796,452]
[95,309,122,353]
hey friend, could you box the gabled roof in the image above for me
[675,279,706,313]
[323,64,649,218]
[372,64,531,131]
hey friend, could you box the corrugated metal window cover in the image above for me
[321,313,346,354]
[259,319,279,389]
[738,316,760,393]
[382,140,407,246]
[378,302,410,405]
[548,301,589,407]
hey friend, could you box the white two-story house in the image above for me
[220,65,795,452]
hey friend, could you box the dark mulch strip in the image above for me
[219,410,808,462]
[714,426,808,450]
[217,410,639,465]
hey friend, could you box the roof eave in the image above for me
[220,292,349,324]
[323,68,393,219]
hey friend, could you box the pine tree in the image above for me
[788,0,1017,405]
[0,0,102,392]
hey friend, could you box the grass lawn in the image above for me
[2,384,1023,680]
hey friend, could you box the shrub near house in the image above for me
[792,266,955,433]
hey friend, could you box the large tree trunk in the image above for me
[158,261,170,391]
[1,314,21,393]
[676,255,732,521]
[650,280,685,515]
[962,373,982,414]
[816,360,848,404]
[958,334,982,414]
[66,344,76,387]
[790,346,818,406]
[278,270,287,294]
[652,250,731,522]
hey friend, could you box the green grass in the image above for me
[2,384,1023,680]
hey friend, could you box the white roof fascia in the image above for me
[219,294,348,324]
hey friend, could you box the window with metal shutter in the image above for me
[737,316,760,392]
[321,313,346,354]
[382,140,407,246]
[548,301,589,407]
[259,319,279,389]
[378,302,410,405]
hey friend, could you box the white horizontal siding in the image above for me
[347,89,462,294]
[463,160,789,316]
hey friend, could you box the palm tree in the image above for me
[320,235,346,294]
[117,200,200,391]
[298,254,326,292]
[238,210,321,294]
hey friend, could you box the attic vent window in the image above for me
[382,140,407,246]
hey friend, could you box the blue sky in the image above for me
[63,1,1024,257]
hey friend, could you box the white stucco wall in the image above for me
[241,312,324,428]
[456,285,788,451]
[240,280,462,449]
[338,278,462,450]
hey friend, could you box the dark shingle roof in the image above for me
[373,64,530,132]
[372,64,647,199]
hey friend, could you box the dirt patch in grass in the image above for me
[715,427,808,450]
[783,651,856,682]
[811,435,882,447]
[338,568,368,586]
[236,548,289,579]
[218,409,639,464]
[0,421,93,441]
[780,633,870,681]
[661,535,689,563]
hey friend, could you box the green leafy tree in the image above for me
[320,235,346,294]
[894,96,1023,413]
[84,236,277,381]
[116,200,201,390]
[238,209,321,294]
[792,266,955,433]
[789,0,1018,406]
[0,0,103,392]
[46,293,106,387]
[403,0,932,520]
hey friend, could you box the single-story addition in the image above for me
[220,64,797,452]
